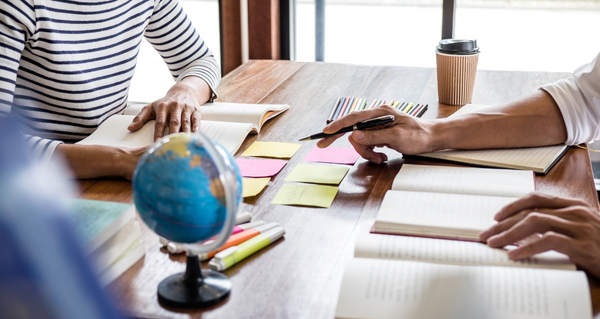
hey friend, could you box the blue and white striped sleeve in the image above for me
[145,0,221,101]
[0,0,63,164]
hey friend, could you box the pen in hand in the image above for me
[299,115,395,141]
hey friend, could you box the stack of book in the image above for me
[68,199,145,286]
[334,164,592,319]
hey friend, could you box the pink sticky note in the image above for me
[236,158,288,177]
[304,145,360,165]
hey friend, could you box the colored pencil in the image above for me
[410,104,423,116]
[403,103,414,113]
[416,105,428,117]
[348,98,360,113]
[327,97,342,123]
[337,97,352,120]
[367,99,377,109]
[343,97,356,117]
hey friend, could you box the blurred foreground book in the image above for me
[67,199,145,286]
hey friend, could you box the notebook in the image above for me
[416,104,568,174]
[77,102,290,155]
[372,164,535,241]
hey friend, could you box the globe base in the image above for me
[157,255,231,308]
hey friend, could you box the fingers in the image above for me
[486,212,579,248]
[169,106,182,134]
[350,126,398,148]
[495,192,587,221]
[349,133,387,164]
[316,133,345,148]
[154,103,168,142]
[127,104,153,132]
[191,110,201,132]
[507,231,575,260]
[479,209,531,242]
[323,105,399,134]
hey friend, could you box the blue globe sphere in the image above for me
[132,132,242,244]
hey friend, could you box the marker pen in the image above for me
[209,226,285,271]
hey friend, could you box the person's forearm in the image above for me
[54,144,135,179]
[431,90,568,151]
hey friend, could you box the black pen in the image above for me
[299,115,395,141]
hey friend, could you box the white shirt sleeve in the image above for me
[540,52,600,145]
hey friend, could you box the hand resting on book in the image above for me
[127,76,213,142]
[480,192,600,278]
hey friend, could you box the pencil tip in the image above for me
[299,137,311,141]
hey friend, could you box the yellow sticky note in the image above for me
[241,141,301,159]
[242,177,270,197]
[271,184,339,208]
[285,164,349,185]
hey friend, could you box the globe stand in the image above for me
[157,253,231,307]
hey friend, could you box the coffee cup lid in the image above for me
[436,39,479,55]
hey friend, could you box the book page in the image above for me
[199,102,289,131]
[392,164,535,197]
[199,120,253,154]
[355,225,575,270]
[374,190,517,240]
[76,115,253,154]
[76,115,154,148]
[335,258,591,319]
[418,103,568,173]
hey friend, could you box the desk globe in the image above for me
[132,132,242,307]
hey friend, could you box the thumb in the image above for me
[127,105,152,132]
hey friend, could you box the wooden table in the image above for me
[79,60,600,318]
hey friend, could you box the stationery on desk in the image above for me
[76,102,289,155]
[415,104,568,174]
[326,97,428,123]
[372,164,535,241]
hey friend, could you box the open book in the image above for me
[335,257,589,319]
[335,225,585,319]
[416,104,568,174]
[372,164,535,241]
[76,102,289,154]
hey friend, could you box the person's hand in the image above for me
[479,192,600,278]
[316,105,437,164]
[127,77,212,142]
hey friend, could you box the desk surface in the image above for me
[80,60,600,318]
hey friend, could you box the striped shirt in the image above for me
[0,0,220,164]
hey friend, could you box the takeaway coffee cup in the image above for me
[436,39,480,106]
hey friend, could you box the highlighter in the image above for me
[197,222,279,261]
[208,226,285,271]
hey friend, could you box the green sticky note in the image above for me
[271,184,339,208]
[242,177,270,197]
[241,141,301,159]
[285,164,349,185]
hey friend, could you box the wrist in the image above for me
[428,119,453,152]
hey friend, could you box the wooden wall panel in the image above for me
[247,0,280,60]
[219,0,242,75]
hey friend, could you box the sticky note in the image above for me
[236,158,287,177]
[241,141,301,159]
[242,178,270,197]
[271,184,339,208]
[285,164,349,185]
[304,145,360,165]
